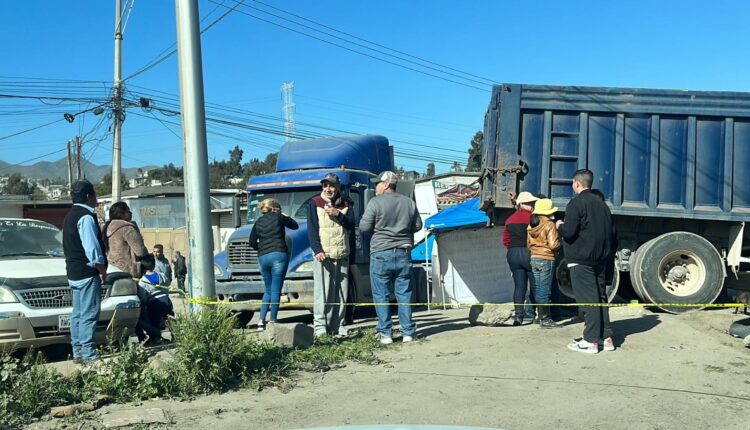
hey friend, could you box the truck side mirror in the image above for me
[364,188,375,208]
[232,194,242,228]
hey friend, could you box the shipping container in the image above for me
[481,84,750,312]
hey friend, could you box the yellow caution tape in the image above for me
[180,297,745,309]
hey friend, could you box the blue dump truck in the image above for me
[213,134,424,324]
[481,84,750,313]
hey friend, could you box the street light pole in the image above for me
[111,0,123,202]
[175,0,216,304]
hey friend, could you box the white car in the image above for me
[0,218,140,351]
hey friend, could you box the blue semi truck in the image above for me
[212,134,424,324]
[481,83,750,313]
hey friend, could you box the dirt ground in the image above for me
[35,305,750,430]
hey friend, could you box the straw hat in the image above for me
[515,191,538,204]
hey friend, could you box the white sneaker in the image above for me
[377,333,393,345]
[256,322,265,332]
[567,339,599,354]
[337,327,349,337]
[402,335,414,343]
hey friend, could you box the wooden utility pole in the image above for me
[66,140,73,188]
[76,136,82,180]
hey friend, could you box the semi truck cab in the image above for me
[212,135,394,324]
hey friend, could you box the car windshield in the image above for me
[0,220,64,258]
[246,189,318,224]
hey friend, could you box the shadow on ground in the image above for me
[611,314,661,347]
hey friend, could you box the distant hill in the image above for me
[0,158,154,182]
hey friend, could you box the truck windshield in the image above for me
[246,189,318,224]
[0,220,64,258]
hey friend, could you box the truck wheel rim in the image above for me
[657,250,706,297]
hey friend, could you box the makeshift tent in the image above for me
[424,197,514,307]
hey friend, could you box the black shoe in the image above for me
[540,318,562,329]
[512,320,522,326]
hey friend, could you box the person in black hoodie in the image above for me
[557,169,615,354]
[249,198,299,331]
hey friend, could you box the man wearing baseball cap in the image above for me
[503,191,539,325]
[307,173,355,337]
[359,171,422,344]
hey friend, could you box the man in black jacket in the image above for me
[557,169,615,354]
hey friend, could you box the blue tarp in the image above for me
[424,197,488,232]
[411,235,435,262]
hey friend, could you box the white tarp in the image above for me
[432,226,513,305]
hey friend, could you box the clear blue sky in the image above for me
[1,0,749,175]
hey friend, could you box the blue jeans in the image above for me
[370,248,415,337]
[531,257,555,306]
[258,252,289,322]
[69,277,102,361]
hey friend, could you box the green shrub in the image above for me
[0,309,384,426]
[0,352,81,427]
[165,307,257,396]
[78,343,166,402]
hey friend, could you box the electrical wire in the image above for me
[207,0,488,92]
[249,0,497,86]
[230,0,493,87]
[0,118,66,142]
[124,0,245,81]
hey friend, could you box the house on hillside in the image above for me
[46,185,68,200]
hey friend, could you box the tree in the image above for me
[425,163,436,177]
[95,173,129,197]
[1,174,37,196]
[242,152,278,180]
[451,161,463,172]
[227,145,244,177]
[467,130,484,172]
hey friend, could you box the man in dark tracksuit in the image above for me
[557,169,615,354]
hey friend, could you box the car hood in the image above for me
[0,257,69,290]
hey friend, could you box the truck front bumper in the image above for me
[0,299,140,351]
[215,278,315,311]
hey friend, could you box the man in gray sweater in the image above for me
[360,171,422,344]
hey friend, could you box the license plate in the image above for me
[58,314,71,332]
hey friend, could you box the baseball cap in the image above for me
[371,170,398,185]
[320,173,340,185]
[515,191,538,204]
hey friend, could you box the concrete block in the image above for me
[265,322,314,349]
[468,304,513,326]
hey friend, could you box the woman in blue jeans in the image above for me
[527,198,562,328]
[248,198,299,331]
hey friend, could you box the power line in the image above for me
[249,0,498,86]
[124,0,245,81]
[0,118,66,142]
[0,147,68,173]
[207,0,489,92]
[229,0,493,87]
[127,86,470,156]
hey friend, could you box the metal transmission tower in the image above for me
[281,81,296,142]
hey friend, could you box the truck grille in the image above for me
[18,287,108,309]
[228,241,259,268]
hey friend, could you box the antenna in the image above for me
[281,81,296,142]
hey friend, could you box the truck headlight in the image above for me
[0,286,19,304]
[214,264,224,276]
[294,260,314,273]
[110,278,137,297]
